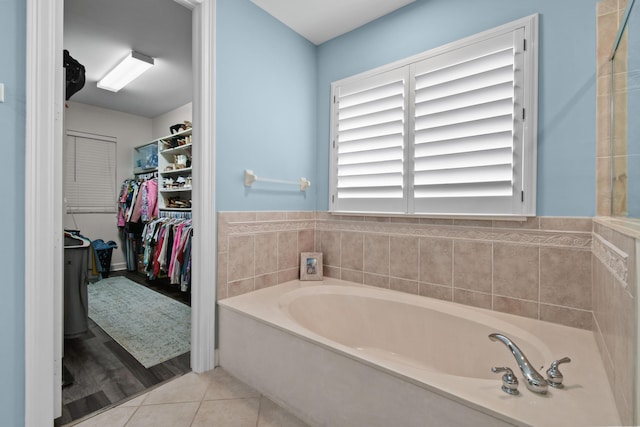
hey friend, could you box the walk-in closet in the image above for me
[57,0,194,424]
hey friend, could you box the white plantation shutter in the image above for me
[329,15,537,217]
[331,68,409,213]
[64,131,117,213]
[411,29,525,215]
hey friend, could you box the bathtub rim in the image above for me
[218,278,621,426]
[219,280,530,425]
[219,301,520,427]
[280,284,554,371]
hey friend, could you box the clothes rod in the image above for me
[244,169,310,191]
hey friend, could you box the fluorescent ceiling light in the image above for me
[97,51,154,92]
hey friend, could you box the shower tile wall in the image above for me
[597,0,629,215]
[595,3,638,423]
[592,219,636,426]
[218,212,594,330]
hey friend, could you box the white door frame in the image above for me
[24,0,216,425]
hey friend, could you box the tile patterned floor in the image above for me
[65,368,309,427]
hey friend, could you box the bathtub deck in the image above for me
[218,278,621,427]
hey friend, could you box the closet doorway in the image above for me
[59,1,193,424]
[25,0,216,425]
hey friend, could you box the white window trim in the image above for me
[330,14,538,218]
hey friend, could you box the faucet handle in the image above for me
[492,366,519,395]
[546,357,571,388]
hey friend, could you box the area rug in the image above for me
[87,276,190,368]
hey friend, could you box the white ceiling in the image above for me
[64,0,414,118]
[251,0,415,45]
[64,0,193,118]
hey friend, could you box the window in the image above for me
[64,130,117,213]
[330,14,538,217]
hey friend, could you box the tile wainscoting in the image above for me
[218,212,594,330]
[592,218,639,426]
[217,211,317,301]
[218,212,640,423]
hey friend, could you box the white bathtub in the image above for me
[218,278,620,426]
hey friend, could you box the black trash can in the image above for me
[92,239,118,278]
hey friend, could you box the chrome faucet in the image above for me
[488,333,548,394]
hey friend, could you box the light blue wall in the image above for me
[217,0,600,216]
[316,0,599,216]
[0,0,26,425]
[216,0,317,211]
[0,0,604,424]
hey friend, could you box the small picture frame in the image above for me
[300,252,323,281]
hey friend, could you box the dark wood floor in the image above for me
[54,271,191,426]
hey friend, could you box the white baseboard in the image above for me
[111,262,127,271]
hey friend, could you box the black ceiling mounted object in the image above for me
[63,49,86,101]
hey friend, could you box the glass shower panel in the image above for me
[628,3,640,217]
[612,0,640,217]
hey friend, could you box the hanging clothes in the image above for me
[117,176,159,271]
[141,217,193,291]
[130,179,159,223]
[118,177,159,225]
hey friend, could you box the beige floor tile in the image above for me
[203,367,261,401]
[70,369,309,427]
[143,372,209,405]
[72,407,137,427]
[125,402,199,427]
[191,398,260,427]
[257,397,309,427]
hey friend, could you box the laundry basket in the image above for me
[92,239,118,278]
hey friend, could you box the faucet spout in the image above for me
[489,333,548,394]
